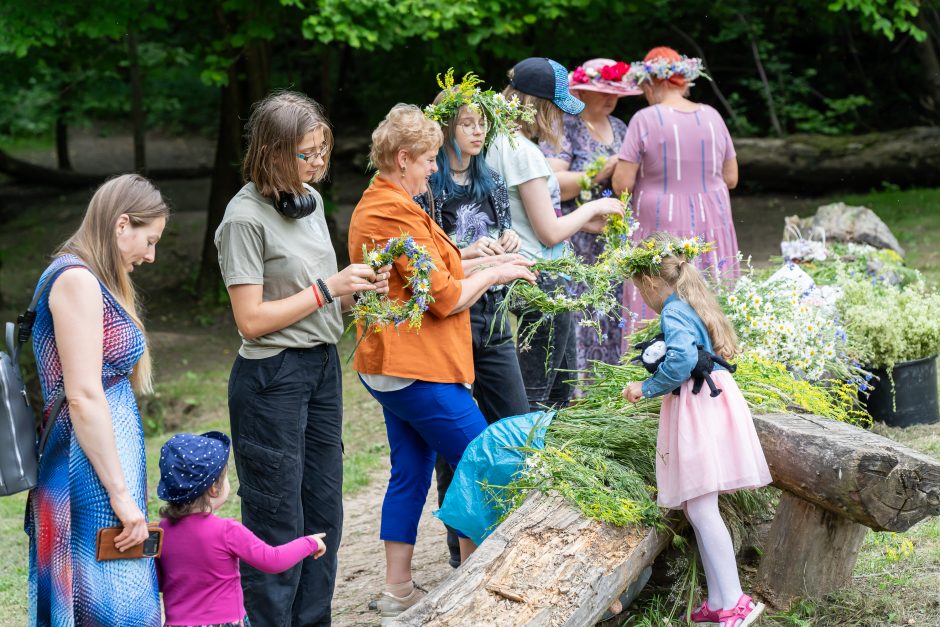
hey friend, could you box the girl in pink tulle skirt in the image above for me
[622,232,771,627]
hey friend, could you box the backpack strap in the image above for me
[13,261,92,457]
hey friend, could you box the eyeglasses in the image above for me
[296,145,329,162]
[456,120,488,135]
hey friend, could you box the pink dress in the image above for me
[618,104,739,333]
[657,371,772,509]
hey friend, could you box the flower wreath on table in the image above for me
[423,68,536,148]
[350,235,436,334]
[625,55,709,86]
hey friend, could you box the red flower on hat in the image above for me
[601,61,630,82]
[571,66,590,84]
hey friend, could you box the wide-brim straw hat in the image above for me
[569,58,642,97]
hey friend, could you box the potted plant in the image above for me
[838,278,940,426]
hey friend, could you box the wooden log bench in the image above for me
[393,412,940,625]
[751,412,940,607]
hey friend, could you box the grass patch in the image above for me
[841,187,940,287]
[0,330,388,625]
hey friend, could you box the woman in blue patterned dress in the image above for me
[540,58,640,372]
[26,174,169,626]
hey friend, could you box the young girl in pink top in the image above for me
[156,431,326,627]
[621,234,770,627]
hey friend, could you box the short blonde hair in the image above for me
[242,91,333,200]
[369,104,443,173]
[501,86,563,150]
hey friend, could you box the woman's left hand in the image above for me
[497,229,521,254]
[372,264,392,296]
[622,381,644,404]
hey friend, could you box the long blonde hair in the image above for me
[55,174,169,393]
[637,233,739,359]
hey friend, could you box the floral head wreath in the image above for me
[423,68,536,149]
[614,235,714,275]
[625,56,709,87]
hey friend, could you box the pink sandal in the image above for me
[688,600,720,625]
[716,594,765,627]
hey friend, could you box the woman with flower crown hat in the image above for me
[416,70,533,569]
[612,47,741,336]
[540,57,642,373]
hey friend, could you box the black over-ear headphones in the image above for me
[274,191,319,219]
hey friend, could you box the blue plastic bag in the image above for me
[435,410,554,545]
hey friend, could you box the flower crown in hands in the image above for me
[599,189,639,254]
[625,56,708,86]
[423,68,536,148]
[612,235,714,276]
[351,235,436,332]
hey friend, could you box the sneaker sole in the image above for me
[738,602,765,627]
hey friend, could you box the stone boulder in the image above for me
[785,202,905,256]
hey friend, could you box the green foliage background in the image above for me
[1,0,938,141]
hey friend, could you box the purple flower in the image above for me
[618,319,626,329]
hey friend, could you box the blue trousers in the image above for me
[362,379,488,545]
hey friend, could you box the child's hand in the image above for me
[309,533,327,559]
[622,382,644,404]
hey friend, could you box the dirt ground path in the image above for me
[334,465,454,626]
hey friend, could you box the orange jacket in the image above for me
[348,176,473,384]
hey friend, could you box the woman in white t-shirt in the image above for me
[486,57,623,410]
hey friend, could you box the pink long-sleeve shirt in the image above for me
[157,513,318,625]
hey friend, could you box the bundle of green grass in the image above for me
[489,345,870,530]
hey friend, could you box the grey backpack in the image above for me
[0,274,65,496]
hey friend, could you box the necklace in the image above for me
[451,165,469,174]
[583,116,615,150]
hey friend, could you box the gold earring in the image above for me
[400,165,406,179]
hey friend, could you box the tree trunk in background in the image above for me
[737,12,784,137]
[914,13,940,119]
[734,126,940,193]
[195,40,271,296]
[55,65,73,171]
[127,29,147,173]
[55,112,72,171]
[196,72,244,297]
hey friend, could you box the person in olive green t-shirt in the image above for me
[213,91,389,627]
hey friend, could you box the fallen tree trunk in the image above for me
[0,149,210,187]
[397,412,940,622]
[752,412,940,532]
[393,492,682,627]
[735,127,940,193]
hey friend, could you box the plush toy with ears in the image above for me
[631,333,737,397]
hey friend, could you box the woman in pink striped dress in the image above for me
[613,46,739,334]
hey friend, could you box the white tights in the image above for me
[683,492,743,611]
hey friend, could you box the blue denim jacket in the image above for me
[641,292,726,398]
